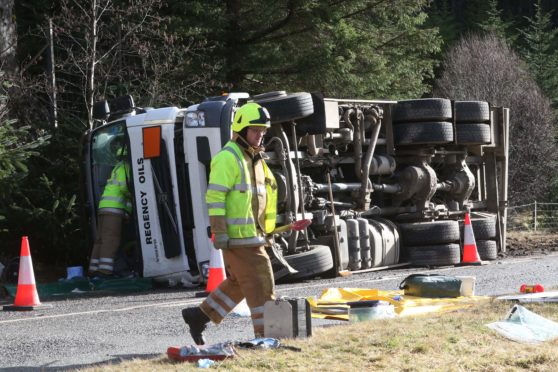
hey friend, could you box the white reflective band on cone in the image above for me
[18,255,36,285]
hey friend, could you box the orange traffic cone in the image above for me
[205,236,226,293]
[460,213,482,266]
[3,237,49,311]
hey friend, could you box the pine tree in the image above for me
[517,0,558,106]
[0,70,49,232]
[476,0,511,39]
[167,0,443,99]
[425,0,459,48]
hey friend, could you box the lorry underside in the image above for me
[82,92,509,286]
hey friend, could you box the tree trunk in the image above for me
[87,0,98,129]
[224,0,243,90]
[0,0,17,74]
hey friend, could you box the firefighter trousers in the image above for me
[200,245,275,337]
[89,212,123,275]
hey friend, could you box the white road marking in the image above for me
[1,254,550,324]
[0,298,202,324]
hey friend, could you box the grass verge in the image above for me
[82,300,558,371]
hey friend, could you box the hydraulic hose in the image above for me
[358,107,382,210]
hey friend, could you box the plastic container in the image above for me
[66,266,84,280]
[348,301,395,322]
[456,276,476,296]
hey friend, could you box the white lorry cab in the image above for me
[82,93,509,286]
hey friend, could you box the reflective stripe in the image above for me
[214,288,237,310]
[89,265,98,270]
[233,184,250,192]
[250,305,264,315]
[223,147,249,193]
[107,180,127,187]
[98,264,113,271]
[207,202,226,209]
[90,259,99,264]
[252,318,264,326]
[255,185,266,194]
[226,217,255,225]
[99,258,114,263]
[208,184,230,192]
[98,207,127,215]
[228,236,266,246]
[206,296,228,318]
[100,195,128,204]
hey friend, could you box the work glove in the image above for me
[213,233,229,250]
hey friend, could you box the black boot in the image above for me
[182,307,210,345]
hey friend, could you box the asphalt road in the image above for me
[1,253,557,371]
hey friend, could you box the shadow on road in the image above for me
[0,353,164,371]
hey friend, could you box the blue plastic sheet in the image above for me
[178,338,281,359]
[486,304,558,344]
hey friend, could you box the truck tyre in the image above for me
[284,245,334,280]
[455,101,490,123]
[476,240,498,260]
[406,243,461,266]
[254,92,314,124]
[393,98,452,123]
[456,123,491,145]
[393,122,453,145]
[253,91,287,100]
[398,220,460,245]
[460,214,497,240]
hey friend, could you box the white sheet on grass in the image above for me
[486,304,558,344]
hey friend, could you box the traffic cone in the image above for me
[460,213,482,266]
[3,237,49,311]
[205,245,226,293]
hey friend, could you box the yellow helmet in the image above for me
[231,103,271,133]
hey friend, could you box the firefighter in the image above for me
[182,102,278,345]
[88,145,132,277]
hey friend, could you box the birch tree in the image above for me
[0,0,17,74]
[50,0,192,128]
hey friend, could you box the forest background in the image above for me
[1,0,557,268]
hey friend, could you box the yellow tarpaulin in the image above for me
[309,288,491,320]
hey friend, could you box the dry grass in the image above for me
[80,300,558,372]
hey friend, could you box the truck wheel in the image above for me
[393,98,452,123]
[284,245,334,280]
[253,91,287,100]
[476,240,498,260]
[398,220,460,245]
[254,92,314,124]
[455,101,490,123]
[406,243,461,266]
[460,213,497,240]
[456,123,491,144]
[393,122,453,145]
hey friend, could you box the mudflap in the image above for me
[267,244,298,281]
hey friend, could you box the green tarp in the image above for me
[2,277,153,299]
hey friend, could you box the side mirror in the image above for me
[93,100,110,121]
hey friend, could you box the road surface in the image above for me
[1,253,557,371]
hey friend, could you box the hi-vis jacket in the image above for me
[98,161,132,215]
[206,141,277,248]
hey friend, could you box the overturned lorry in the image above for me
[82,92,509,286]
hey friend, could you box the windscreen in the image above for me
[90,121,127,211]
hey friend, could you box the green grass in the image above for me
[80,300,558,372]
